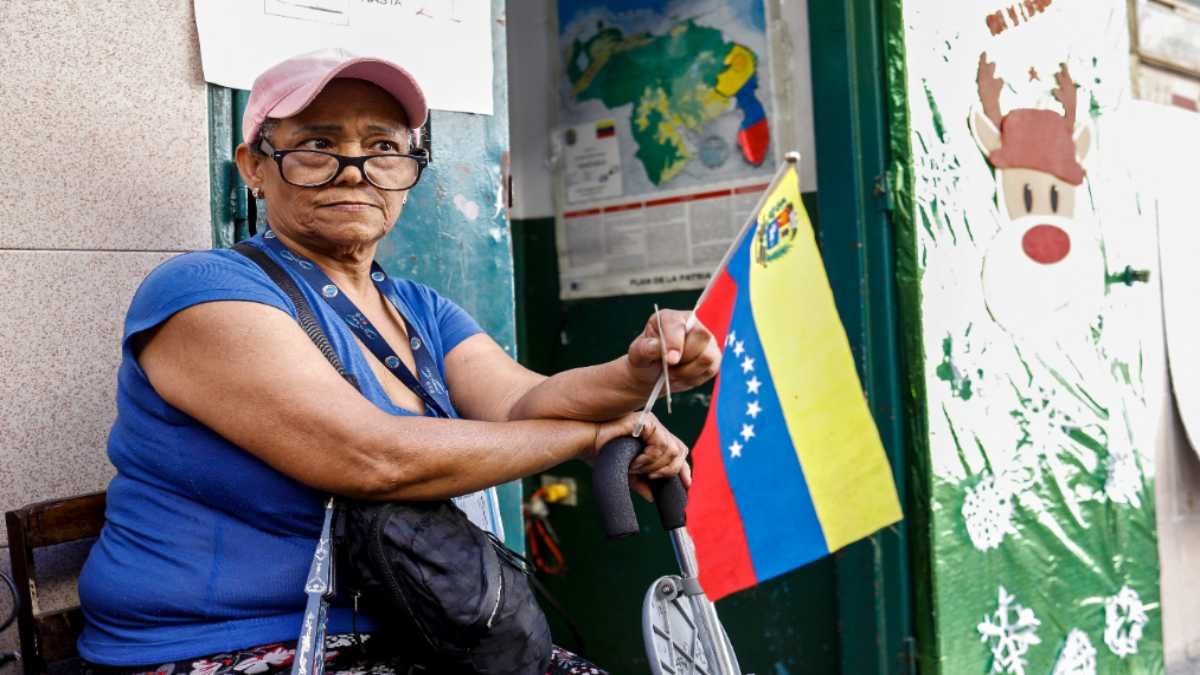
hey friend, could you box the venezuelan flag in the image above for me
[686,162,902,600]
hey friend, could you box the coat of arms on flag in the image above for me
[685,155,903,601]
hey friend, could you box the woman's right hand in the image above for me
[590,412,692,501]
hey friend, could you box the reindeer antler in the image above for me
[977,53,1004,128]
[1053,63,1077,127]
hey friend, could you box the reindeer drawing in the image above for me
[970,53,1106,341]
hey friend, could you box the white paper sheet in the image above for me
[1132,101,1200,458]
[563,120,622,204]
[193,0,493,115]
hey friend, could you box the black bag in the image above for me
[233,243,552,674]
[335,501,552,674]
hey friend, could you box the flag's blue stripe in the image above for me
[716,236,828,582]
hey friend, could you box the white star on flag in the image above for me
[740,424,756,442]
[725,331,736,347]
[746,376,762,395]
[729,440,743,458]
[740,356,755,373]
[733,340,746,357]
[746,401,762,418]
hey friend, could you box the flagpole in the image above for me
[633,152,800,435]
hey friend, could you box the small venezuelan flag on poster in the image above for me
[595,120,616,139]
[686,158,903,601]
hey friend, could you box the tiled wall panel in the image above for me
[0,2,211,252]
[0,251,179,543]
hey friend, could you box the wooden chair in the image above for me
[5,493,106,675]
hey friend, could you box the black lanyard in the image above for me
[257,230,451,418]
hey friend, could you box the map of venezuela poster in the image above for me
[558,0,774,190]
[555,0,783,299]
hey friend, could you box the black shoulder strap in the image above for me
[233,242,359,391]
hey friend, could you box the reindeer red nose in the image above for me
[1022,224,1071,264]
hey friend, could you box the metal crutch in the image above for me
[593,436,742,675]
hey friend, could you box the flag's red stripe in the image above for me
[688,268,757,600]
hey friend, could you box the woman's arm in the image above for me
[445,309,721,423]
[137,300,687,500]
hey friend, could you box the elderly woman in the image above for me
[76,50,720,674]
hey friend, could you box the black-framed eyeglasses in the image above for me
[258,139,428,191]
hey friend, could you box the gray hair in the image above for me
[254,119,281,153]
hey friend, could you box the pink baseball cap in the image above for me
[242,48,428,145]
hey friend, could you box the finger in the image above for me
[644,422,679,468]
[678,323,714,364]
[674,337,723,387]
[628,335,662,369]
[660,310,689,365]
[649,453,687,480]
[630,475,654,502]
[680,460,693,488]
[630,452,656,473]
[636,412,658,439]
[649,436,690,481]
[632,441,671,475]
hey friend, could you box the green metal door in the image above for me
[511,0,916,672]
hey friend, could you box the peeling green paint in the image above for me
[1111,360,1132,386]
[923,79,946,142]
[1067,426,1107,455]
[1045,365,1110,420]
[936,335,974,400]
[942,404,970,479]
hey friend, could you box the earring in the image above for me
[252,188,263,199]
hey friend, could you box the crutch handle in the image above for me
[593,436,688,539]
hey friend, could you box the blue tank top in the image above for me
[77,234,493,665]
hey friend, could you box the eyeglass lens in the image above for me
[281,152,420,190]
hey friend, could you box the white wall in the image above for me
[505,0,560,220]
[505,0,816,221]
[0,1,212,658]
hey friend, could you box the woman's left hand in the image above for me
[626,308,722,394]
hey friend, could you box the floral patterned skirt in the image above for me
[81,634,606,675]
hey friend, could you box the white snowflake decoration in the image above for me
[962,473,1017,550]
[1104,444,1142,508]
[1051,629,1096,675]
[1104,585,1149,657]
[978,586,1042,674]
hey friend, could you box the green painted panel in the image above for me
[806,1,915,673]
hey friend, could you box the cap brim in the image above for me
[268,57,429,131]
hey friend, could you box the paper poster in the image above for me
[553,0,781,298]
[193,0,493,115]
[563,119,623,204]
[897,0,1166,672]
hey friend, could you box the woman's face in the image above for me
[238,78,413,254]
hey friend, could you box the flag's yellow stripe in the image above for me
[747,167,903,551]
